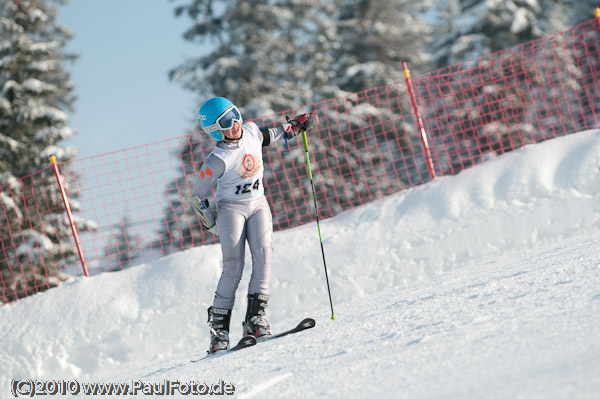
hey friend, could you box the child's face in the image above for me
[222,120,242,140]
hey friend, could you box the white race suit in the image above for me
[192,121,289,310]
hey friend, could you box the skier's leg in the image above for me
[243,196,273,337]
[246,196,273,296]
[212,200,248,310]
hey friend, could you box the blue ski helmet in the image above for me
[198,97,243,141]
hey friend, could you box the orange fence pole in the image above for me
[402,61,437,179]
[49,155,89,277]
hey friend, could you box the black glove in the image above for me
[284,113,319,139]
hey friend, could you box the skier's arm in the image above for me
[192,154,224,198]
[259,113,319,147]
[191,154,224,235]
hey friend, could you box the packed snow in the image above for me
[1,130,599,398]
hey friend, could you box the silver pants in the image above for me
[213,196,273,309]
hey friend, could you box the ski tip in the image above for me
[301,318,316,328]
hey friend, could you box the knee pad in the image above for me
[251,247,272,267]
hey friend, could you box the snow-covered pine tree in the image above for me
[421,0,551,173]
[332,0,432,93]
[157,0,435,250]
[312,0,434,210]
[169,0,338,116]
[539,0,600,31]
[157,0,339,251]
[536,1,600,134]
[537,1,600,136]
[0,0,93,302]
[431,0,545,70]
[421,0,597,175]
[104,215,141,271]
[432,0,600,67]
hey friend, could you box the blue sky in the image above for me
[57,1,203,159]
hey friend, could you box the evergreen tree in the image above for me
[424,0,544,173]
[315,0,434,209]
[431,0,545,70]
[155,131,216,254]
[105,215,141,271]
[169,0,338,116]
[422,0,592,175]
[431,0,600,68]
[333,0,432,93]
[159,0,339,251]
[538,1,600,134]
[0,0,93,302]
[539,0,600,31]
[157,0,434,251]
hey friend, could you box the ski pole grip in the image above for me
[301,130,309,152]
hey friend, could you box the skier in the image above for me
[190,97,319,353]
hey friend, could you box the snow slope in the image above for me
[1,130,599,398]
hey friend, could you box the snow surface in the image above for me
[1,130,599,398]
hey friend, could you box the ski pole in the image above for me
[301,128,336,320]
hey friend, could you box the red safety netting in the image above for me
[2,18,599,303]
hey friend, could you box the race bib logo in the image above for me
[242,154,255,172]
[238,154,261,178]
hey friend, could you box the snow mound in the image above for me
[1,130,599,398]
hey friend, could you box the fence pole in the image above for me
[49,155,89,277]
[402,61,437,179]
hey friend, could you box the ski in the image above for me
[190,335,256,363]
[257,318,316,342]
[191,318,315,362]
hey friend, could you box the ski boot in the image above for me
[207,306,231,353]
[242,293,272,339]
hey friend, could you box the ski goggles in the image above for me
[203,106,242,134]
